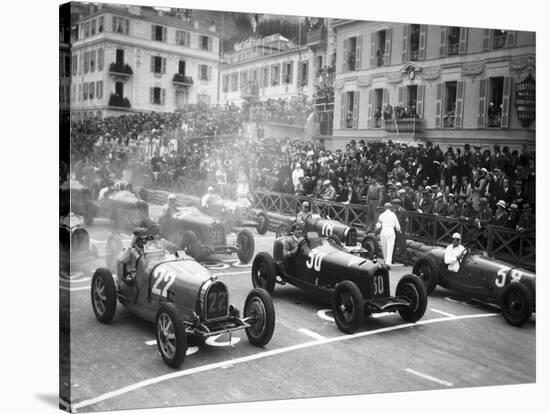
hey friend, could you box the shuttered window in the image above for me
[150,87,165,105]
[152,25,167,42]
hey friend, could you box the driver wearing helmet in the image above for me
[283,223,304,260]
[296,201,311,226]
[118,228,148,281]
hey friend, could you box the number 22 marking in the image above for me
[152,268,176,297]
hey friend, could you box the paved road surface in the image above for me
[60,211,535,412]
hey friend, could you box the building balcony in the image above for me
[384,117,424,134]
[108,93,131,108]
[172,73,193,87]
[109,62,133,78]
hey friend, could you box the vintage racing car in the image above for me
[91,234,275,368]
[70,180,99,225]
[59,213,98,272]
[201,196,270,235]
[412,246,536,326]
[251,231,427,333]
[98,188,150,230]
[158,206,255,264]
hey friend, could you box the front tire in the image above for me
[105,234,123,274]
[244,288,275,346]
[91,268,117,323]
[332,281,364,334]
[256,213,269,235]
[237,229,255,264]
[501,282,533,327]
[396,274,428,323]
[155,303,188,368]
[251,252,277,293]
[412,255,440,295]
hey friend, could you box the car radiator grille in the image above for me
[205,281,229,321]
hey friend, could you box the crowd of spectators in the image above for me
[244,96,314,126]
[70,103,535,235]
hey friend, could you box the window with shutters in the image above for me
[97,48,104,71]
[78,84,81,102]
[151,56,166,74]
[199,64,210,81]
[271,64,280,86]
[492,30,507,49]
[72,55,77,76]
[374,89,383,128]
[178,60,186,75]
[261,66,269,88]
[447,27,460,56]
[376,31,386,67]
[344,91,358,129]
[96,81,103,99]
[222,74,229,93]
[152,25,166,41]
[283,61,293,84]
[488,77,504,127]
[91,19,96,36]
[347,36,358,71]
[407,85,418,116]
[151,87,165,105]
[83,22,90,38]
[116,49,124,65]
[443,81,457,128]
[240,71,248,89]
[176,30,191,47]
[84,52,89,74]
[200,35,211,51]
[231,72,238,91]
[299,61,308,87]
[89,82,94,100]
[112,16,129,35]
[409,24,420,61]
[98,16,104,33]
[115,82,123,97]
[90,50,95,72]
[83,83,88,101]
[317,56,323,72]
[72,85,76,102]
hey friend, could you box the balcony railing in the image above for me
[409,49,419,61]
[443,113,455,128]
[384,117,423,134]
[109,62,133,77]
[172,73,193,86]
[447,43,459,56]
[108,93,131,108]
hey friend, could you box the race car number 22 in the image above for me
[152,268,176,297]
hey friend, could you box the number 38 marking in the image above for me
[306,251,326,272]
[495,268,523,288]
[152,268,176,297]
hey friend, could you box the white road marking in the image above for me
[430,308,455,318]
[60,285,90,292]
[211,271,250,277]
[145,340,157,346]
[297,328,326,340]
[72,312,499,411]
[205,334,241,347]
[405,368,453,387]
[317,309,334,322]
[231,262,252,268]
[201,262,231,270]
[222,258,239,263]
[370,312,395,319]
[145,341,199,356]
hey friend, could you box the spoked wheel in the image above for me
[236,229,255,264]
[332,281,363,334]
[501,282,533,327]
[90,268,117,323]
[361,235,379,260]
[396,274,428,323]
[155,303,188,368]
[105,234,122,274]
[251,252,276,293]
[244,288,275,346]
[412,256,440,295]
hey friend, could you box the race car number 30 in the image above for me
[152,267,176,297]
[306,251,326,272]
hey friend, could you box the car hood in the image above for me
[307,240,382,274]
[146,258,213,286]
[173,206,217,225]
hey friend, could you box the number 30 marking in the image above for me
[306,251,326,272]
[152,268,176,297]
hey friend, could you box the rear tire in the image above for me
[155,302,188,368]
[244,288,275,346]
[251,252,277,293]
[91,268,117,323]
[412,255,440,295]
[501,282,533,327]
[396,274,428,323]
[361,234,379,260]
[180,230,201,259]
[256,213,269,235]
[237,229,255,264]
[332,281,363,334]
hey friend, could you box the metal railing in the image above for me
[384,117,423,134]
[251,190,535,270]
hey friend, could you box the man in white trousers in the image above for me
[376,202,401,266]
